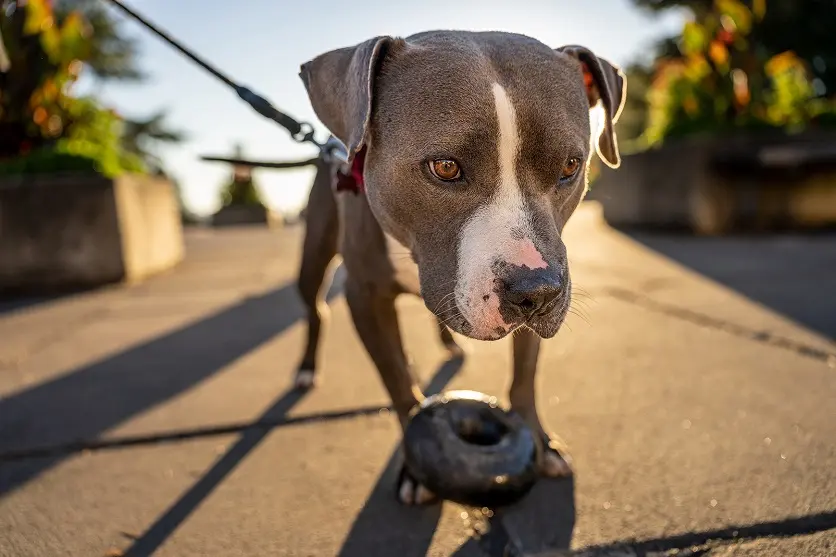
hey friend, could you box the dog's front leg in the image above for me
[510,328,574,478]
[344,279,437,505]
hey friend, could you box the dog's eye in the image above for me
[429,159,461,181]
[560,157,581,182]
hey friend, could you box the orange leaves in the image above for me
[708,40,729,68]
[33,107,48,126]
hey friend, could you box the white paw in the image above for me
[294,369,316,390]
[397,471,437,505]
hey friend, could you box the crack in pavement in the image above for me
[601,287,836,366]
[0,403,391,462]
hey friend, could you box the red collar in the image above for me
[335,147,366,195]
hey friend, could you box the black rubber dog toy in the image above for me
[402,390,538,507]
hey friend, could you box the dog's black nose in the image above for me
[503,269,563,319]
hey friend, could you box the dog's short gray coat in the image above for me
[294,30,625,504]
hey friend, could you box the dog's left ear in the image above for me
[299,36,405,162]
[557,46,627,169]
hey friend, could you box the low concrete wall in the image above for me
[0,173,184,294]
[591,133,836,234]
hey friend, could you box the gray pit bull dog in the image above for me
[294,30,625,505]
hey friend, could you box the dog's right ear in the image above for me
[299,36,404,162]
[556,45,627,169]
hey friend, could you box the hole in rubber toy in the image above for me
[454,408,509,446]
[403,390,538,507]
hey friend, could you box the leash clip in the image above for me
[292,122,317,144]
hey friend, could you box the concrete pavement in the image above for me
[0,202,834,556]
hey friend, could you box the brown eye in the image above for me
[561,157,581,181]
[429,159,461,181]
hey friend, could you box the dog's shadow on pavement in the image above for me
[336,356,462,557]
[336,449,444,557]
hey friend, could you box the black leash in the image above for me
[102,0,329,153]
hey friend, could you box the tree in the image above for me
[53,0,143,81]
[633,0,836,96]
[120,110,186,175]
[55,1,183,173]
[615,63,655,145]
[0,0,98,157]
[622,0,836,147]
[0,0,183,177]
[219,144,265,207]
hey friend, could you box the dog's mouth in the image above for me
[434,294,571,342]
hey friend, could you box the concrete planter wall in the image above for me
[0,173,184,294]
[589,133,836,235]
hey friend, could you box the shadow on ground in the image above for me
[0,293,71,316]
[0,278,343,498]
[123,386,310,557]
[624,229,836,341]
[121,353,469,557]
[336,357,463,557]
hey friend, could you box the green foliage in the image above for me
[0,95,144,178]
[220,176,264,207]
[0,149,98,176]
[639,0,836,147]
[634,0,836,96]
[218,145,264,207]
[0,0,91,154]
[0,0,180,179]
[121,110,186,174]
[55,96,145,176]
[54,0,144,81]
[614,63,655,150]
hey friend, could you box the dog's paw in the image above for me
[293,369,317,390]
[539,436,574,478]
[396,467,438,506]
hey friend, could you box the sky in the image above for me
[81,0,686,217]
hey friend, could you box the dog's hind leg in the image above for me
[295,159,339,390]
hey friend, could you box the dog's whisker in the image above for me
[568,309,591,326]
[437,310,464,329]
[434,291,457,307]
[435,301,459,317]
[570,296,593,308]
[571,289,597,302]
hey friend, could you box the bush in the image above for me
[220,176,264,207]
[0,0,147,177]
[0,149,99,176]
[640,0,836,147]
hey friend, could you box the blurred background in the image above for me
[3,0,835,222]
[4,0,688,220]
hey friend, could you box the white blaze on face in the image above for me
[454,83,548,340]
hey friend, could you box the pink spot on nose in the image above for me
[474,292,508,338]
[511,238,548,270]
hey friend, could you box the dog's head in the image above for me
[300,31,625,340]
